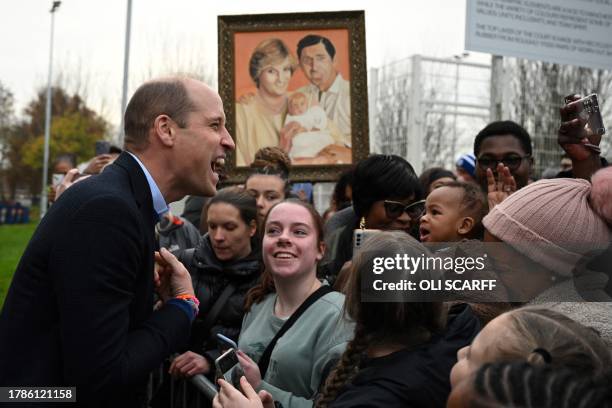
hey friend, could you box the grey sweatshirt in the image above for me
[238,291,354,408]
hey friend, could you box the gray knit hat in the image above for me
[483,178,612,277]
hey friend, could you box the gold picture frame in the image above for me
[218,10,368,182]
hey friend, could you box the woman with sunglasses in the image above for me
[320,154,423,287]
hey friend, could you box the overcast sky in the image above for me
[1,0,491,128]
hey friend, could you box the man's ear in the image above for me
[457,217,475,236]
[153,114,176,147]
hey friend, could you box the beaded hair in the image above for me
[469,361,612,408]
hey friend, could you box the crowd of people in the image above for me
[0,75,610,408]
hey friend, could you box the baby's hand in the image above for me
[279,122,303,152]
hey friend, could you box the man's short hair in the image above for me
[473,120,533,156]
[123,79,196,149]
[297,35,336,60]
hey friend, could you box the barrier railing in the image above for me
[148,355,218,407]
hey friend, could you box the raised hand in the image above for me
[486,163,516,210]
[279,121,304,153]
[83,154,114,175]
[154,247,195,303]
[558,94,601,162]
[54,169,89,201]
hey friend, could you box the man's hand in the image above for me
[486,163,516,210]
[169,351,210,378]
[279,122,304,152]
[83,154,114,175]
[55,169,90,201]
[212,377,274,408]
[154,247,194,303]
[318,144,351,164]
[235,350,262,389]
[558,94,601,162]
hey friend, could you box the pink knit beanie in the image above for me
[483,176,612,277]
[591,167,612,226]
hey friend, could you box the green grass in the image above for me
[0,222,38,309]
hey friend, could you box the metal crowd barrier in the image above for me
[147,356,218,408]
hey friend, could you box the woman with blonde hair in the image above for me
[235,38,297,167]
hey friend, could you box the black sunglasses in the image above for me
[383,200,426,220]
[477,155,531,171]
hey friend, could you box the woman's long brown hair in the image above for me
[244,199,325,311]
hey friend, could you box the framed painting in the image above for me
[218,10,368,182]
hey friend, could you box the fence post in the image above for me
[490,55,504,121]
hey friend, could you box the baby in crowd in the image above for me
[419,181,487,243]
[286,91,335,159]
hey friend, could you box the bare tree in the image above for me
[138,34,215,86]
[372,57,480,171]
[505,58,612,174]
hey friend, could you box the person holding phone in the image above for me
[216,199,353,408]
[167,188,261,380]
[557,94,607,180]
[80,143,122,175]
[48,153,77,204]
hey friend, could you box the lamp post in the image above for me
[40,1,61,218]
[118,0,132,146]
[451,52,469,163]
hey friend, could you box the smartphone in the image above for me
[215,348,241,384]
[95,140,111,156]
[52,173,65,187]
[565,94,606,136]
[353,229,380,252]
[216,333,238,352]
[52,172,82,187]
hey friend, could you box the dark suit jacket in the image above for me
[0,153,192,407]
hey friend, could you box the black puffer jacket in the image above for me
[186,234,261,362]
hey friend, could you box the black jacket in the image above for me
[186,235,261,361]
[329,304,480,408]
[0,153,191,407]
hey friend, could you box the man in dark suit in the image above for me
[0,77,235,406]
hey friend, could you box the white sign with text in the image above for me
[466,0,612,69]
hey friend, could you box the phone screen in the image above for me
[52,173,65,187]
[217,350,238,373]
